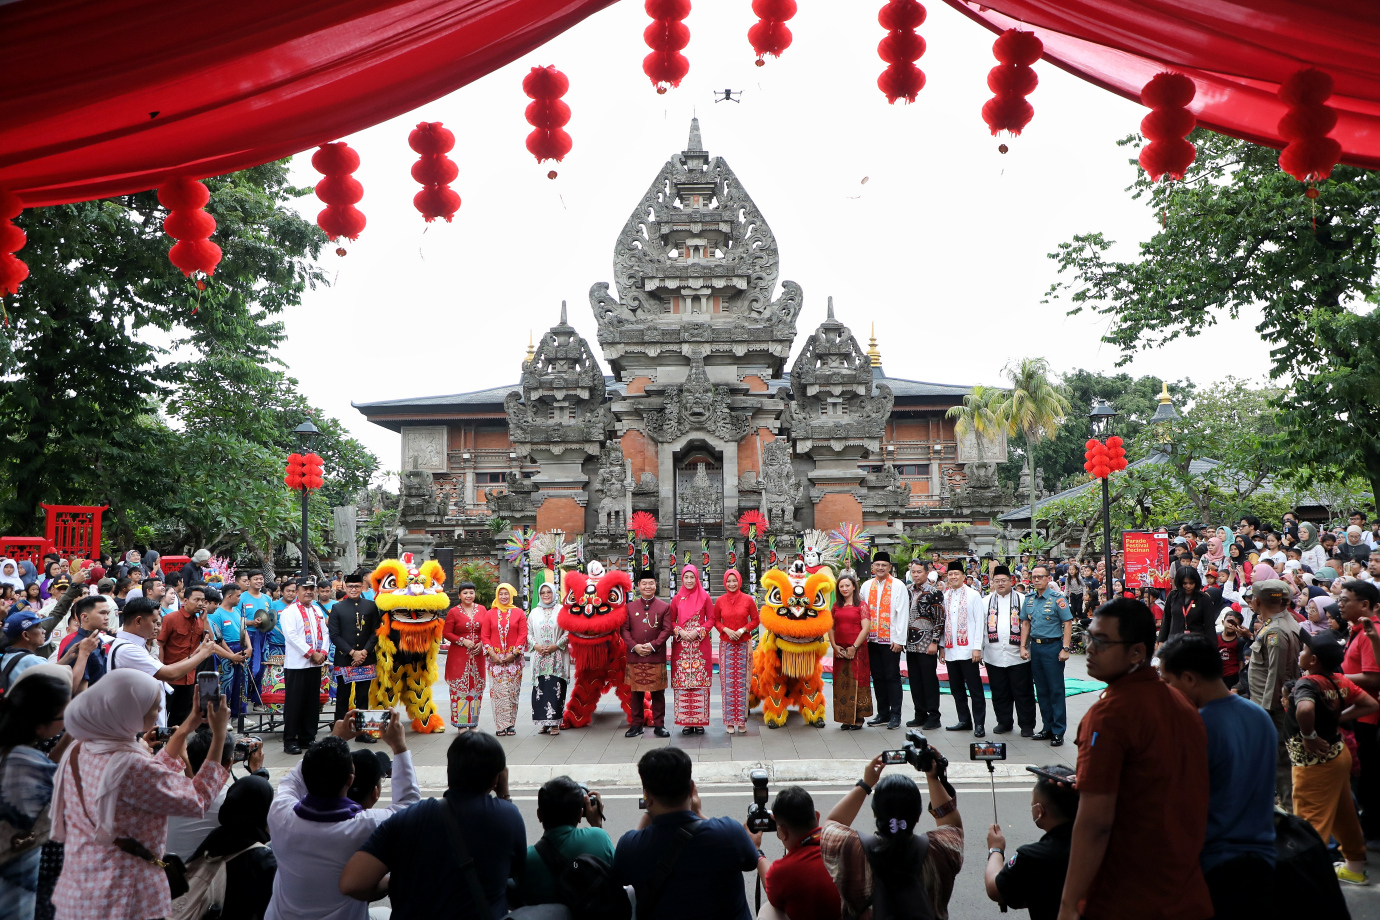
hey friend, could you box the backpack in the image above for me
[169,842,264,920]
[534,838,632,920]
[1272,809,1351,918]
[0,650,37,698]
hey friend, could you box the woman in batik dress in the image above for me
[442,581,487,730]
[481,583,527,737]
[828,572,873,729]
[526,582,569,735]
[712,569,759,734]
[670,564,713,735]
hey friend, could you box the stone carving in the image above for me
[633,472,659,494]
[760,439,801,531]
[785,299,894,448]
[594,446,629,533]
[678,464,721,521]
[738,470,763,492]
[861,464,912,518]
[968,461,1000,492]
[641,353,752,443]
[504,303,610,450]
[399,463,442,526]
[401,426,447,473]
[953,461,1014,514]
[485,471,538,520]
[1034,467,1045,496]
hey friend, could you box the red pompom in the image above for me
[523,65,570,100]
[0,189,22,221]
[157,177,210,212]
[315,175,364,206]
[311,143,361,176]
[1138,73,1197,182]
[407,122,456,156]
[0,253,28,296]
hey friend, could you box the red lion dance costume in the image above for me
[749,561,835,728]
[558,568,634,728]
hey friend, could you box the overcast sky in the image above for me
[275,0,1272,476]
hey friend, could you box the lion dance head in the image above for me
[760,561,835,679]
[368,553,448,732]
[558,569,630,671]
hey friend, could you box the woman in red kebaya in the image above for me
[713,569,759,734]
[442,580,487,730]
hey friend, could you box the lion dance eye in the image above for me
[378,574,397,591]
[606,586,623,605]
[765,585,782,606]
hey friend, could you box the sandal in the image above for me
[550,727,560,736]
[539,726,549,734]
[726,725,736,735]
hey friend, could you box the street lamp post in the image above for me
[294,420,319,579]
[1089,399,1119,578]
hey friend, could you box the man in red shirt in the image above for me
[160,583,210,725]
[1339,579,1380,845]
[1060,597,1212,920]
[748,786,841,920]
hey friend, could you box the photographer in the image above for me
[746,786,840,920]
[985,765,1076,920]
[820,746,963,920]
[520,775,614,907]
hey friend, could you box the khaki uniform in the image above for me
[1248,610,1302,808]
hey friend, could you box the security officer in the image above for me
[1019,564,1073,746]
[985,764,1077,920]
[1245,579,1302,809]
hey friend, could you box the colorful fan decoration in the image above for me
[504,530,531,564]
[826,522,871,566]
[630,511,659,540]
[528,531,579,567]
[738,509,768,536]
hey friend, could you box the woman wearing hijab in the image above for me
[1227,541,1253,585]
[442,580,487,731]
[669,564,713,735]
[49,670,228,920]
[1297,523,1327,572]
[186,776,276,920]
[481,584,527,737]
[0,561,24,595]
[712,569,759,734]
[527,582,569,736]
[1200,536,1227,577]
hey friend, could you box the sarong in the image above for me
[532,674,568,728]
[832,655,874,724]
[490,660,523,730]
[448,656,485,728]
[625,659,668,692]
[215,639,249,716]
[720,640,751,725]
[671,638,711,728]
[674,688,710,726]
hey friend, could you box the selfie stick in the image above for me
[987,760,999,824]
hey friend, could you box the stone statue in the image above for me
[760,440,802,532]
[678,465,721,521]
[398,463,442,526]
[642,354,751,443]
[594,446,629,533]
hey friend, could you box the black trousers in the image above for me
[1354,721,1380,840]
[905,651,940,721]
[168,684,195,726]
[283,666,323,746]
[1204,854,1273,920]
[334,677,373,722]
[947,658,986,726]
[987,661,1036,731]
[868,644,903,720]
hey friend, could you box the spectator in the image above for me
[1337,578,1380,848]
[2,610,50,691]
[1215,611,1250,691]
[1286,629,1379,884]
[1339,526,1372,566]
[160,585,211,725]
[1245,579,1305,809]
[1061,598,1212,920]
[181,549,211,589]
[187,775,277,920]
[164,728,232,860]
[1297,524,1327,572]
[49,672,229,920]
[346,748,389,807]
[266,709,417,920]
[820,753,964,920]
[340,729,522,920]
[1159,636,1277,920]
[55,596,113,695]
[747,785,840,920]
[520,775,614,908]
[986,764,1076,920]
[0,666,71,918]
[110,596,214,697]
[1352,512,1379,549]
[1158,567,1213,649]
[612,747,758,920]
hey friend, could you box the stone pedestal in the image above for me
[398,532,436,561]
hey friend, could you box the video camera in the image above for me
[746,769,777,834]
[902,730,949,780]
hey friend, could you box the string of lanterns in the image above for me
[981,29,1042,153]
[313,142,366,256]
[409,122,460,223]
[523,65,572,179]
[876,0,926,105]
[0,190,27,302]
[748,0,795,65]
[1084,437,1127,481]
[159,177,221,288]
[643,0,691,93]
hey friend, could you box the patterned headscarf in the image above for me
[675,565,709,624]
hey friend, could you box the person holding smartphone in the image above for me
[986,764,1077,920]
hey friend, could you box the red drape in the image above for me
[945,0,1380,171]
[0,0,616,206]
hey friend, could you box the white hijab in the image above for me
[0,559,24,592]
[49,669,161,844]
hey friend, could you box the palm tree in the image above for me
[946,385,1007,461]
[995,358,1072,540]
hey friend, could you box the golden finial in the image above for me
[1158,381,1172,404]
[866,322,882,368]
[525,330,535,363]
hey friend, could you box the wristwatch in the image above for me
[1061,646,1073,652]
[1302,731,1319,740]
[855,779,873,795]
[988,847,1005,858]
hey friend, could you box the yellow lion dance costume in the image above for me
[749,561,834,728]
[368,554,447,733]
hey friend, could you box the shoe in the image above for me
[992,723,1013,734]
[356,734,377,744]
[973,725,986,738]
[946,721,973,732]
[1337,865,1369,885]
[653,727,671,738]
[283,743,302,755]
[887,718,901,730]
[923,716,942,730]
[1031,730,1052,741]
[867,715,888,726]
[1051,734,1064,747]
[1020,728,1034,738]
[626,726,644,737]
[906,717,924,727]
[681,727,696,736]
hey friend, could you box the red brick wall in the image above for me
[474,426,512,449]
[621,430,658,483]
[815,493,862,532]
[625,376,653,395]
[536,496,585,533]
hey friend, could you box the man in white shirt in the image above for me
[980,566,1035,738]
[108,597,216,725]
[281,576,329,755]
[941,559,987,736]
[859,551,910,730]
[266,711,419,920]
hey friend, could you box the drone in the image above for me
[715,88,742,103]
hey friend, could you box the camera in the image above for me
[746,769,776,834]
[902,730,949,779]
[576,782,604,821]
[233,736,262,763]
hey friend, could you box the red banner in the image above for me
[1123,531,1171,589]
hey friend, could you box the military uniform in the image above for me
[1247,609,1302,809]
[1020,587,1073,738]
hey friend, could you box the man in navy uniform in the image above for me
[1020,564,1073,746]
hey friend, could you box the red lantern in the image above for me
[524,66,572,178]
[312,142,366,246]
[1278,68,1342,184]
[981,29,1041,147]
[408,122,461,223]
[0,188,27,297]
[644,0,690,92]
[1138,73,1197,182]
[158,177,221,279]
[284,452,305,490]
[302,452,325,491]
[748,0,796,64]
[877,0,926,105]
[1106,435,1128,472]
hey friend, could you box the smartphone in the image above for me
[969,741,1007,761]
[196,672,221,712]
[152,726,176,742]
[881,749,908,765]
[352,709,391,733]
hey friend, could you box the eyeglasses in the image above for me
[1086,635,1136,652]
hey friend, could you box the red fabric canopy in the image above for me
[946,0,1380,171]
[0,0,615,206]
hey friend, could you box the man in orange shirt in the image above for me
[159,584,211,725]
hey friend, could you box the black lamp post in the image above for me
[1089,399,1119,576]
[294,420,319,579]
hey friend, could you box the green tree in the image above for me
[995,358,1072,538]
[1046,130,1380,505]
[945,385,1006,460]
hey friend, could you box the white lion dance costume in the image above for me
[368,554,447,733]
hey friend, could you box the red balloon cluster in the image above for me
[285,452,325,491]
[524,65,572,178]
[1138,73,1197,182]
[158,178,222,281]
[1083,437,1127,480]
[313,143,366,249]
[408,122,460,223]
[877,0,926,105]
[748,0,796,65]
[981,30,1042,147]
[1278,68,1343,185]
[644,0,690,92]
[0,189,27,297]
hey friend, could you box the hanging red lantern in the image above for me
[312,142,366,248]
[1105,435,1128,472]
[877,0,926,105]
[1278,68,1342,185]
[981,29,1042,148]
[302,452,325,491]
[284,453,305,490]
[158,177,221,279]
[643,0,690,92]
[408,122,461,223]
[748,0,796,65]
[524,66,572,178]
[0,189,27,298]
[1138,73,1197,182]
